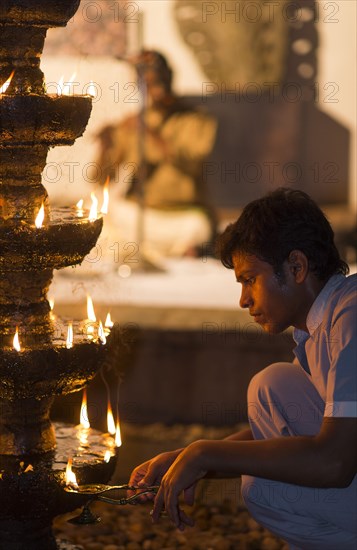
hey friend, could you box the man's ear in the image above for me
[287,250,309,283]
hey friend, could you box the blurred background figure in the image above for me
[94,50,217,259]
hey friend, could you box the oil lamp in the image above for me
[0,1,120,548]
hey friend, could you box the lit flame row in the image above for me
[80,389,121,445]
[34,181,109,229]
[66,392,122,486]
[0,72,96,98]
[12,297,113,351]
[56,74,96,98]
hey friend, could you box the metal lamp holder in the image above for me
[65,484,160,525]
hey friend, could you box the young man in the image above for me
[128,188,357,549]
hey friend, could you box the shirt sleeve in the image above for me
[324,290,357,417]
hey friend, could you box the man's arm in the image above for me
[223,427,253,441]
[152,416,356,529]
[185,417,356,488]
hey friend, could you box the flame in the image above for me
[76,199,84,218]
[115,420,122,448]
[89,192,98,222]
[80,389,90,429]
[65,458,78,487]
[66,322,73,349]
[0,70,15,94]
[98,321,106,345]
[100,177,110,214]
[49,298,55,321]
[87,295,96,322]
[57,75,64,96]
[88,80,96,98]
[35,203,45,228]
[62,72,76,96]
[13,327,21,352]
[107,401,116,435]
[105,312,114,328]
[86,296,96,340]
[104,450,111,463]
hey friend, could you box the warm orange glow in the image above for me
[76,199,84,218]
[105,312,114,328]
[65,458,78,487]
[101,177,110,214]
[0,70,15,94]
[13,327,21,352]
[104,450,111,463]
[87,295,96,322]
[35,203,45,228]
[62,72,76,96]
[98,321,106,345]
[89,192,98,222]
[80,389,90,429]
[49,298,55,321]
[56,75,64,96]
[88,80,96,98]
[115,420,122,448]
[107,401,116,435]
[66,322,73,349]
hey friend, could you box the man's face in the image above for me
[232,252,303,334]
[143,69,167,107]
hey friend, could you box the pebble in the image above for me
[54,499,285,550]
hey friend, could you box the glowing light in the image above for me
[118,264,131,278]
[35,203,45,228]
[104,313,114,336]
[115,420,122,448]
[89,192,98,222]
[104,450,111,463]
[66,322,73,349]
[62,72,76,96]
[101,177,110,214]
[13,327,21,352]
[49,298,56,321]
[98,321,106,345]
[56,75,64,96]
[0,70,15,94]
[86,296,96,340]
[65,458,78,487]
[88,80,96,98]
[107,401,116,435]
[105,312,114,328]
[76,199,84,218]
[80,389,90,429]
[87,295,96,322]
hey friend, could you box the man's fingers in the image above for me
[178,507,194,528]
[151,487,165,523]
[183,483,196,506]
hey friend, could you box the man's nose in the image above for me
[239,288,252,309]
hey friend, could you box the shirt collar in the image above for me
[293,274,345,343]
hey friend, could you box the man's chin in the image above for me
[259,321,283,335]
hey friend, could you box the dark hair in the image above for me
[218,188,349,281]
[134,50,173,92]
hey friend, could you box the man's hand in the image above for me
[127,449,183,501]
[152,441,208,530]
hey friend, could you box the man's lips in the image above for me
[250,312,262,320]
